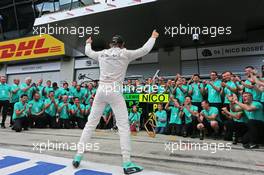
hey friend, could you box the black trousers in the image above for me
[182,122,193,136]
[167,123,182,135]
[243,119,264,144]
[76,117,86,129]
[29,114,47,128]
[224,119,247,140]
[13,117,29,132]
[0,100,9,126]
[9,102,16,126]
[58,118,70,129]
[45,113,58,128]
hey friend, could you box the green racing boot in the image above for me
[72,154,83,168]
[123,161,144,174]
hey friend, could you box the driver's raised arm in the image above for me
[124,30,159,62]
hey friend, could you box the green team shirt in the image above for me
[224,81,237,104]
[129,112,141,123]
[155,110,167,127]
[10,84,20,103]
[103,104,112,116]
[73,89,85,102]
[230,106,248,123]
[201,107,221,122]
[243,101,264,122]
[169,107,181,124]
[69,86,76,97]
[183,105,198,124]
[42,86,53,99]
[37,85,44,100]
[244,80,261,101]
[0,83,10,101]
[86,103,92,111]
[20,83,35,100]
[261,92,264,103]
[44,98,59,117]
[175,85,188,104]
[12,101,28,120]
[58,102,71,119]
[28,100,44,115]
[205,80,222,103]
[189,83,204,102]
[71,104,85,118]
[84,89,92,104]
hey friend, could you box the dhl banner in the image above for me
[0,34,65,62]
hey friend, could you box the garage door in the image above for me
[75,68,100,84]
[8,71,61,85]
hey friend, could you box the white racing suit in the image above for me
[77,37,156,163]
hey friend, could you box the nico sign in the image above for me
[139,94,169,103]
[0,34,65,62]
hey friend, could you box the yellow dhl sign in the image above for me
[0,34,65,62]
[139,94,169,103]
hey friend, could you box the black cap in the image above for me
[111,35,124,45]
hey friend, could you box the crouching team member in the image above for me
[73,30,159,174]
[71,97,86,129]
[58,95,71,129]
[28,92,46,128]
[128,105,141,133]
[155,103,167,134]
[197,100,222,140]
[229,92,264,149]
[181,96,199,138]
[44,91,59,128]
[165,98,182,136]
[222,105,248,144]
[12,94,29,132]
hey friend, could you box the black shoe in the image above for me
[248,144,259,149]
[243,143,250,149]
[199,130,204,140]
[183,131,187,137]
[211,132,219,140]
[1,125,6,129]
[24,128,29,131]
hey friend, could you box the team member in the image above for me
[229,93,264,149]
[128,105,141,133]
[240,66,261,101]
[10,78,21,127]
[197,100,221,140]
[0,76,11,128]
[155,103,167,134]
[204,71,222,114]
[188,74,204,111]
[42,80,53,99]
[181,96,199,137]
[73,30,159,174]
[222,105,248,144]
[221,71,237,112]
[58,95,71,129]
[37,79,44,100]
[165,98,182,136]
[44,91,59,128]
[20,77,35,101]
[12,94,29,132]
[28,92,46,128]
[73,85,85,103]
[174,77,188,105]
[71,97,86,129]
[98,104,113,129]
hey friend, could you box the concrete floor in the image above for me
[0,123,264,175]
